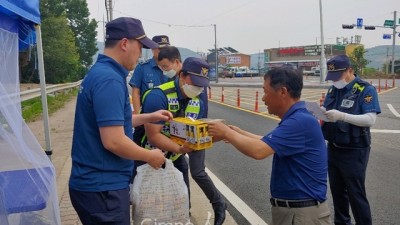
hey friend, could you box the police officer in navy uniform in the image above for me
[129,35,171,114]
[69,17,168,225]
[157,48,226,225]
[322,55,381,225]
[140,57,227,225]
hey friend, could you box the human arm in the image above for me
[99,126,165,168]
[324,110,377,127]
[228,125,263,139]
[324,85,380,127]
[208,122,274,160]
[145,123,193,154]
[132,87,141,114]
[132,110,173,127]
[130,65,144,114]
[141,89,193,154]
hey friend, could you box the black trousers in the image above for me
[69,188,130,225]
[188,150,224,206]
[328,144,372,225]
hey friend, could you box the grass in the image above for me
[21,88,78,122]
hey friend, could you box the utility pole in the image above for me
[318,0,327,83]
[214,24,218,83]
[105,0,113,22]
[391,11,397,75]
[387,47,390,74]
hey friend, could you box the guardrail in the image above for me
[20,80,82,101]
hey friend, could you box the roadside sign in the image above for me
[357,18,363,29]
[383,34,392,39]
[384,20,394,27]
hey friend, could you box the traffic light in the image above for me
[364,26,376,30]
[342,24,354,29]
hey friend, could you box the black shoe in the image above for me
[212,202,227,225]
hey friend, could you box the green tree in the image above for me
[349,46,369,75]
[40,0,65,18]
[66,0,98,76]
[41,15,80,83]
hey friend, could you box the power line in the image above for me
[113,9,213,28]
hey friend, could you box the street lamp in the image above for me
[318,0,327,83]
[214,24,218,83]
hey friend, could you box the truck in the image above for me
[303,67,320,76]
[235,66,259,77]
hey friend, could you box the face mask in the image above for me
[332,79,348,89]
[182,84,203,98]
[163,69,176,79]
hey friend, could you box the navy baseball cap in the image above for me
[105,17,158,49]
[182,57,210,87]
[152,35,170,48]
[326,55,350,81]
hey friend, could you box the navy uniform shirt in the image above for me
[141,79,205,123]
[70,54,134,192]
[262,101,328,201]
[323,76,381,115]
[129,58,169,97]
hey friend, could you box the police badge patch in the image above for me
[364,95,373,104]
[341,99,354,108]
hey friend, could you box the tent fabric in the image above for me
[0,0,39,50]
[0,0,40,24]
[0,0,61,224]
[0,25,61,225]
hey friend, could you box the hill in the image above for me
[94,42,399,72]
[364,45,400,70]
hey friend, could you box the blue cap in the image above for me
[152,35,170,48]
[105,17,158,49]
[326,55,350,81]
[182,57,209,87]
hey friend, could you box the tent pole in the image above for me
[35,25,52,160]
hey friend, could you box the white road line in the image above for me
[371,129,400,134]
[387,104,400,118]
[205,167,269,225]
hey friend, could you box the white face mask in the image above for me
[163,69,176,79]
[333,79,348,89]
[182,84,203,98]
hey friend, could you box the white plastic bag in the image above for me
[131,159,190,225]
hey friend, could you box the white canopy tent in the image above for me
[0,0,60,224]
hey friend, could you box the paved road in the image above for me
[203,83,400,224]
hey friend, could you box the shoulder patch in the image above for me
[364,95,373,104]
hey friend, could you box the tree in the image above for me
[65,0,98,75]
[349,46,369,75]
[41,15,80,83]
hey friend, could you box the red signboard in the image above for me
[278,47,304,56]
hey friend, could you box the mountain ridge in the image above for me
[94,42,399,71]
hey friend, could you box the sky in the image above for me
[87,0,399,55]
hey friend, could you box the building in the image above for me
[207,47,251,69]
[264,44,348,72]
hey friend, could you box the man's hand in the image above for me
[325,109,346,122]
[146,149,166,169]
[207,121,231,142]
[178,141,194,154]
[150,110,173,123]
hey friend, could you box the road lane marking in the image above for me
[371,129,400,134]
[185,155,269,224]
[387,104,400,118]
[205,167,269,225]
